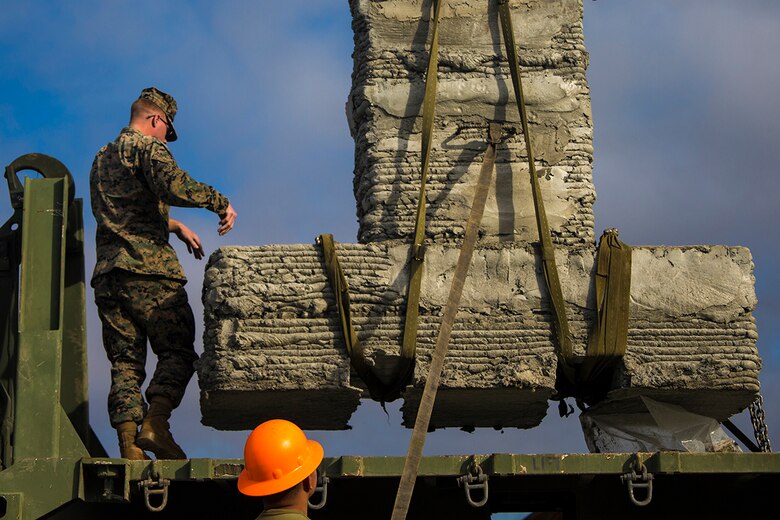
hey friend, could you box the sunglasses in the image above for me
[147,114,176,141]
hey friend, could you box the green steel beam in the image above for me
[14,177,70,459]
[70,453,780,518]
[61,199,89,442]
[0,207,21,470]
[0,171,91,520]
[3,452,779,518]
[75,452,780,483]
[60,199,105,457]
[331,452,780,477]
[2,153,78,469]
[0,458,83,520]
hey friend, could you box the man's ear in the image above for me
[303,471,317,495]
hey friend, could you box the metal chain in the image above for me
[749,394,772,452]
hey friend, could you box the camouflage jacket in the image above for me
[90,127,229,284]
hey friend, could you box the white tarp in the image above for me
[580,396,742,453]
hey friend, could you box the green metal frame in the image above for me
[51,453,780,518]
[0,155,104,520]
[0,173,22,472]
[3,451,780,518]
[76,451,780,482]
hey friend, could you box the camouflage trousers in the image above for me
[93,270,197,427]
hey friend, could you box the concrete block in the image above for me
[609,246,760,420]
[348,0,595,245]
[198,243,759,430]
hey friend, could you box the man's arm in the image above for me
[170,218,205,260]
[143,141,237,236]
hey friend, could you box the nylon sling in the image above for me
[499,1,634,387]
[316,0,443,403]
[497,0,576,383]
[325,3,632,516]
[400,0,444,393]
[392,123,504,520]
[318,234,403,401]
[321,0,632,424]
[579,229,632,383]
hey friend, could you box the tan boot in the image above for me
[136,396,187,459]
[117,421,150,460]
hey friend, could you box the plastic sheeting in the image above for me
[580,396,741,453]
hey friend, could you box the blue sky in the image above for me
[1,0,778,464]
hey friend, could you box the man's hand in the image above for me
[170,218,205,260]
[218,202,237,236]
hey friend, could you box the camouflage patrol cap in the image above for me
[138,87,178,142]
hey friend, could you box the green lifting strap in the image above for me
[318,233,412,403]
[497,0,576,383]
[317,0,443,403]
[580,229,632,383]
[499,0,633,390]
[401,0,444,388]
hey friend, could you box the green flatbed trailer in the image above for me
[2,156,778,519]
[5,452,780,519]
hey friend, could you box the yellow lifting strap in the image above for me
[500,1,632,388]
[400,0,444,391]
[316,0,444,403]
[497,0,576,383]
[317,233,408,402]
[320,0,632,406]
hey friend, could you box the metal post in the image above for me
[14,177,69,459]
[0,206,21,469]
[0,157,93,519]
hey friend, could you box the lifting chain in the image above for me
[457,462,489,508]
[749,393,772,452]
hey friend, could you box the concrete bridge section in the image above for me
[199,242,759,430]
[198,0,761,431]
[348,0,594,245]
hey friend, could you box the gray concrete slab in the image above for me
[199,243,759,429]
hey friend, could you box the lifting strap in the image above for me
[499,1,633,389]
[580,229,632,383]
[400,0,444,395]
[392,122,503,520]
[316,0,443,403]
[497,0,576,383]
[391,3,632,516]
[321,0,632,409]
[318,233,406,402]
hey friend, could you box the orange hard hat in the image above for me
[237,419,324,497]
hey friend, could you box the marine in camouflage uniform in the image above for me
[91,87,235,459]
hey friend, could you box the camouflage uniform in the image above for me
[93,271,196,425]
[90,97,229,426]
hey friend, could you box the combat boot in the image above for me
[136,396,187,459]
[117,421,149,460]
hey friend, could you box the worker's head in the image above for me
[129,87,178,143]
[237,419,323,505]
